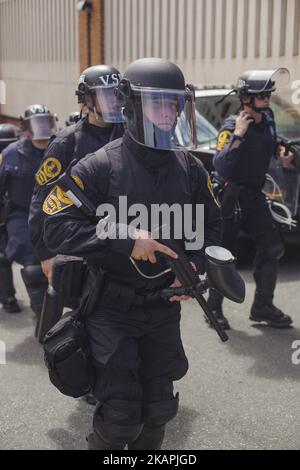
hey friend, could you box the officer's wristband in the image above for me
[232,134,244,143]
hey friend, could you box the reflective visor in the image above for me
[94,86,125,123]
[126,86,197,150]
[25,114,57,140]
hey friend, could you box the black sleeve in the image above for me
[43,151,135,261]
[186,157,222,274]
[213,118,243,179]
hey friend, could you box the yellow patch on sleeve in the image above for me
[42,176,84,215]
[216,130,232,152]
[0,153,3,166]
[35,157,62,186]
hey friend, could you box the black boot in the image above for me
[2,296,21,313]
[250,303,292,328]
[128,425,165,450]
[206,289,230,330]
[252,260,292,327]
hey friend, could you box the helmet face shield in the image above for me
[94,85,125,123]
[24,114,57,140]
[126,86,197,150]
[241,68,290,94]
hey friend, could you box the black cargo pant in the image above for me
[86,298,188,448]
[209,190,284,310]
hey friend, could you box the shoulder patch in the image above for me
[0,153,3,166]
[216,130,232,152]
[35,157,62,186]
[42,176,84,215]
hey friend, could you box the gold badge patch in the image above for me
[35,157,62,186]
[43,176,84,215]
[216,130,232,152]
[0,153,3,166]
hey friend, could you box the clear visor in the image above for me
[94,85,125,123]
[126,86,197,151]
[248,68,290,92]
[25,114,57,140]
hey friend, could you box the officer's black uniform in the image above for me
[42,58,221,450]
[208,69,292,329]
[0,138,47,314]
[29,115,124,261]
[0,124,21,313]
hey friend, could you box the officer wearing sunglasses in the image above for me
[207,69,293,330]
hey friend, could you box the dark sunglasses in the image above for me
[255,91,272,100]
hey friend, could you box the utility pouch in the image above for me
[43,309,94,398]
[43,268,105,398]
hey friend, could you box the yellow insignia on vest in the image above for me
[35,157,62,186]
[216,130,232,152]
[42,176,84,215]
[0,154,3,166]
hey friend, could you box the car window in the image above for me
[177,110,218,146]
[270,95,300,139]
[196,94,240,130]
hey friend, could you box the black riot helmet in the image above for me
[20,104,57,140]
[236,68,290,111]
[75,65,124,123]
[0,123,19,152]
[65,111,81,127]
[116,57,197,151]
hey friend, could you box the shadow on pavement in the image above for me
[164,406,200,450]
[6,334,44,367]
[227,326,300,382]
[47,399,94,450]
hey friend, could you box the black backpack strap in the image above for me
[185,152,200,203]
[94,146,112,197]
[64,125,79,162]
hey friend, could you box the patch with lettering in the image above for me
[35,157,62,186]
[42,176,84,215]
[216,130,232,152]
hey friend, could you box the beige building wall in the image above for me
[0,0,80,124]
[104,0,300,86]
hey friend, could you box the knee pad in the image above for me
[143,378,179,428]
[21,264,47,315]
[93,399,143,446]
[143,394,179,428]
[21,264,46,287]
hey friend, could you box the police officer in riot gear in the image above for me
[65,111,81,127]
[0,123,21,313]
[42,58,221,450]
[29,65,125,285]
[207,69,293,330]
[0,105,57,319]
